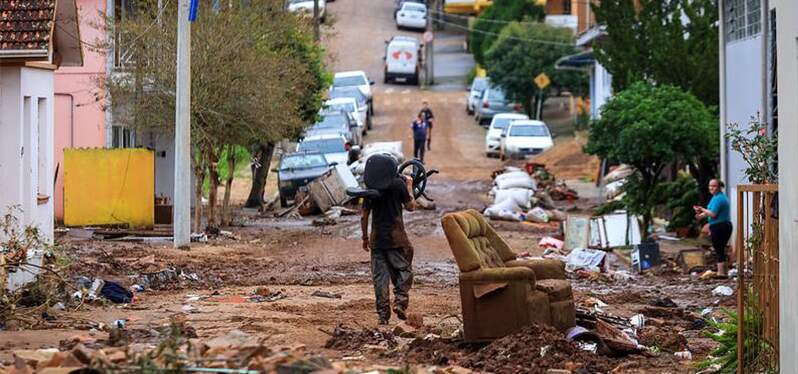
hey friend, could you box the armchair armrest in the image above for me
[460,267,536,283]
[504,259,566,280]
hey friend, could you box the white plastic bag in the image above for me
[526,207,550,223]
[496,174,537,190]
[493,188,533,210]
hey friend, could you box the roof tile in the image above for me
[0,0,56,51]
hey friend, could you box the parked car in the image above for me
[499,120,554,160]
[297,134,349,166]
[484,113,529,157]
[305,111,358,145]
[276,151,330,207]
[396,1,427,30]
[329,86,372,130]
[394,0,426,18]
[322,97,366,136]
[384,35,422,85]
[332,71,374,115]
[466,77,488,115]
[286,0,326,22]
[474,85,522,126]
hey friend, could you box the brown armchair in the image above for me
[441,209,576,342]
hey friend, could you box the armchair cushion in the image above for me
[443,210,516,272]
[459,267,536,282]
[535,279,573,301]
[505,259,566,280]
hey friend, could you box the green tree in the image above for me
[585,83,717,238]
[484,22,587,117]
[592,0,719,106]
[469,0,544,67]
[592,0,719,204]
[105,0,327,229]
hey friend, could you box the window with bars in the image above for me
[724,0,761,42]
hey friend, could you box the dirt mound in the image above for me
[460,324,617,374]
[637,327,688,353]
[401,338,465,365]
[530,135,600,180]
[323,324,396,351]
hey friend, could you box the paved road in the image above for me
[322,0,500,181]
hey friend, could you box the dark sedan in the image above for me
[276,152,330,207]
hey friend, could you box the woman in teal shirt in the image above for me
[694,179,732,277]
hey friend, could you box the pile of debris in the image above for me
[3,324,322,373]
[483,164,576,223]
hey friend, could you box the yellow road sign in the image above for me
[534,73,550,89]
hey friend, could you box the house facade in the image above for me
[772,1,798,371]
[53,0,108,222]
[0,0,82,289]
[719,0,798,370]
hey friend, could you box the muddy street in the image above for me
[1,1,736,373]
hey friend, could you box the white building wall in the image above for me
[0,65,54,291]
[722,36,764,237]
[776,0,798,370]
[591,61,612,118]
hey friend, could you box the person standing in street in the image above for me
[361,155,417,324]
[419,101,434,151]
[694,179,732,277]
[411,112,428,162]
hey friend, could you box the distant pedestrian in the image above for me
[694,179,732,277]
[419,101,434,151]
[411,112,428,162]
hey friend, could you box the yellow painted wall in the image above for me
[64,148,154,228]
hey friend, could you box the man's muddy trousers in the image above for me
[370,247,413,320]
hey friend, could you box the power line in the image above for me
[431,17,574,46]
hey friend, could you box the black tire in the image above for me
[280,196,288,208]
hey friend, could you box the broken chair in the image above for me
[441,209,576,342]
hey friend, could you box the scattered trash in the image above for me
[113,319,126,329]
[595,319,639,354]
[526,207,550,223]
[311,290,342,299]
[564,248,606,273]
[100,281,134,304]
[249,288,287,302]
[131,284,144,292]
[676,249,708,273]
[700,307,714,316]
[699,270,717,280]
[589,211,643,249]
[631,242,661,273]
[53,302,65,311]
[87,278,105,300]
[712,286,734,297]
[674,350,693,360]
[182,304,199,313]
[629,314,646,328]
[190,233,208,242]
[650,297,678,308]
[607,270,634,282]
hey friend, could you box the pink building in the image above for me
[53,0,108,222]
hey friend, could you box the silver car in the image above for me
[466,77,488,115]
[474,85,522,126]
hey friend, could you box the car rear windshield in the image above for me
[316,114,347,128]
[280,154,327,170]
[403,3,426,12]
[492,118,517,129]
[510,125,549,137]
[471,78,488,92]
[488,88,506,101]
[334,75,367,87]
[298,139,346,154]
[325,103,355,113]
[330,87,366,104]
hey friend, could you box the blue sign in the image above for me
[189,0,199,22]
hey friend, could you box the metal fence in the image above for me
[736,184,779,374]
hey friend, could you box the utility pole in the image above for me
[424,7,433,86]
[174,0,191,249]
[313,0,320,42]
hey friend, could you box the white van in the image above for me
[384,36,422,85]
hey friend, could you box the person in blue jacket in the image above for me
[694,179,732,277]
